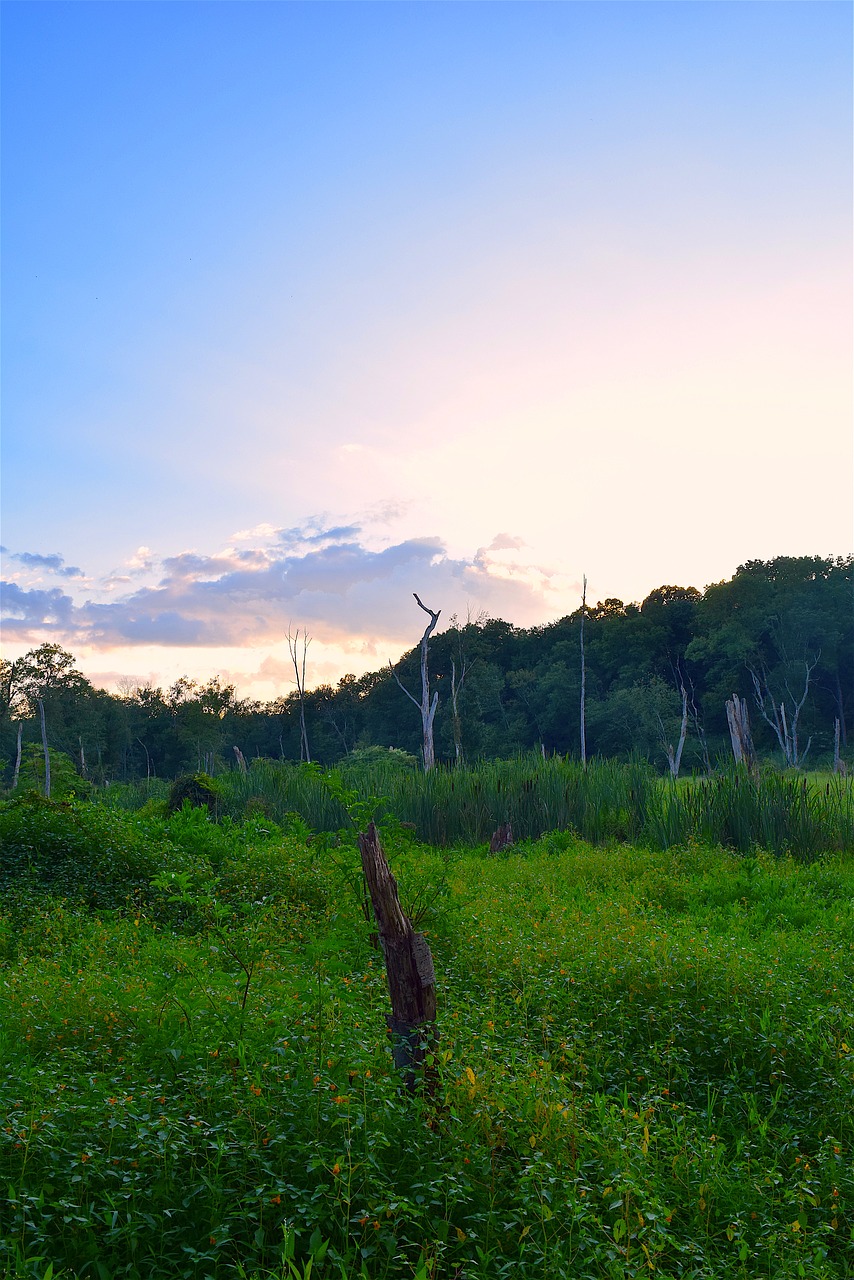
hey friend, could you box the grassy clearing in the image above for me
[0,796,852,1279]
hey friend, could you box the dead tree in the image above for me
[658,680,689,780]
[389,594,440,771]
[37,698,50,798]
[287,628,311,763]
[684,672,712,775]
[833,719,847,775]
[749,653,819,768]
[725,694,756,772]
[358,821,437,1090]
[489,821,514,853]
[579,574,587,768]
[11,723,22,790]
[450,656,471,765]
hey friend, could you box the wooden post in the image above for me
[358,821,437,1090]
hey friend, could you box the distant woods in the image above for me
[1,555,851,784]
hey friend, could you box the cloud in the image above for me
[0,518,567,653]
[4,550,85,578]
[485,533,526,552]
[1,581,77,632]
[124,546,156,574]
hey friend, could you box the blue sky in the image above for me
[2,1,851,696]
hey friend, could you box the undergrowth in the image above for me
[0,796,852,1278]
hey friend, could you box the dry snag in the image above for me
[358,821,437,1090]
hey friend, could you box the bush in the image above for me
[0,793,182,911]
[167,771,220,815]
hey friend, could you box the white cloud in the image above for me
[0,520,571,672]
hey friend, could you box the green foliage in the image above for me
[125,755,854,862]
[13,745,92,800]
[0,800,852,1278]
[167,771,221,815]
[4,557,852,783]
[0,793,179,911]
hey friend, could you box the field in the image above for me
[1,772,853,1279]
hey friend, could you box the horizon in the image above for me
[5,551,848,702]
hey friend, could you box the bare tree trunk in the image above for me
[663,683,689,780]
[287,629,312,763]
[834,672,847,747]
[37,698,50,798]
[685,675,712,775]
[389,594,440,771]
[233,745,248,774]
[834,718,842,774]
[580,574,587,768]
[137,738,151,781]
[750,654,818,768]
[12,723,22,790]
[785,656,818,767]
[450,656,471,765]
[725,695,756,772]
[79,735,87,778]
[358,822,437,1091]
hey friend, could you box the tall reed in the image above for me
[158,756,854,860]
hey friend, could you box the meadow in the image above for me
[1,769,852,1279]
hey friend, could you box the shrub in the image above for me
[167,771,220,815]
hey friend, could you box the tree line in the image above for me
[1,555,851,785]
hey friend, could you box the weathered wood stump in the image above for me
[358,821,437,1091]
[489,821,513,854]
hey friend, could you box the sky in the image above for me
[2,1,851,700]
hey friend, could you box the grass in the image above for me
[0,794,852,1278]
[103,756,854,861]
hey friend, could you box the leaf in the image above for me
[465,1067,476,1086]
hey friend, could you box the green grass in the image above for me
[102,756,854,862]
[1,796,852,1278]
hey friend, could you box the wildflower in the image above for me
[332,1163,341,1175]
[270,1195,281,1205]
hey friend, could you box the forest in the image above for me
[1,555,851,786]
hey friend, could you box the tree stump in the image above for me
[489,821,513,853]
[358,821,437,1090]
